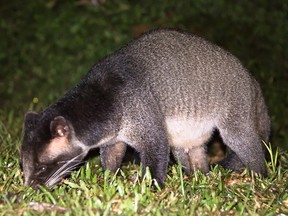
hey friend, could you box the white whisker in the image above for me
[45,151,87,188]
[46,162,82,186]
[46,161,83,188]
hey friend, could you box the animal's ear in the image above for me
[24,111,39,130]
[50,116,70,138]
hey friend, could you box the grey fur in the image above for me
[21,29,270,188]
[115,29,270,176]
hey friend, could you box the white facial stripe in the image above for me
[41,136,70,161]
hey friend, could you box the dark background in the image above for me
[0,0,287,149]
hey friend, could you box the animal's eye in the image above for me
[40,166,47,171]
[36,165,47,174]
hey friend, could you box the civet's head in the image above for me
[21,111,86,188]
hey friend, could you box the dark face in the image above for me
[21,112,86,188]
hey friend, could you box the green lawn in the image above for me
[1,1,287,215]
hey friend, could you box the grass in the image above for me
[1,123,288,215]
[1,0,288,215]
